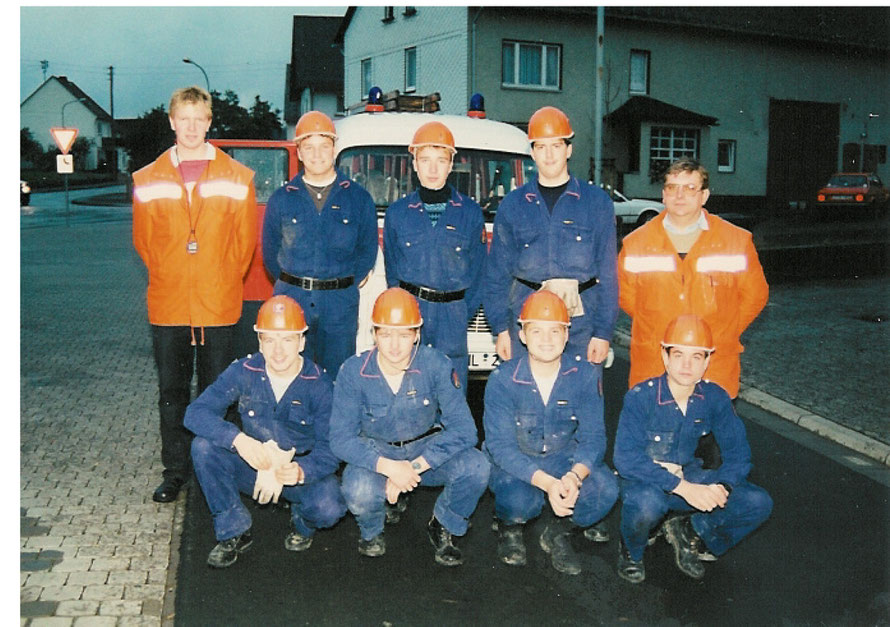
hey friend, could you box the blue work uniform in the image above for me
[483,176,618,364]
[383,187,486,391]
[482,355,618,527]
[329,345,490,541]
[262,172,378,375]
[613,374,773,561]
[185,353,346,542]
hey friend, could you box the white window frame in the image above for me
[501,40,561,91]
[649,126,700,172]
[361,58,372,98]
[404,47,417,93]
[629,49,650,95]
[717,139,736,173]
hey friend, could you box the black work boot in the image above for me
[207,531,253,568]
[539,516,582,575]
[427,517,463,567]
[582,519,611,543]
[385,492,409,524]
[663,515,706,579]
[358,533,386,557]
[496,522,527,566]
[284,526,313,552]
[617,537,646,584]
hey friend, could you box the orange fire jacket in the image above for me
[132,144,256,330]
[617,211,768,398]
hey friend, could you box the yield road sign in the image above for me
[50,127,78,154]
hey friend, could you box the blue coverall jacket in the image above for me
[383,187,486,388]
[483,175,619,362]
[261,171,378,374]
[613,374,772,559]
[330,345,489,538]
[185,353,345,540]
[482,355,617,526]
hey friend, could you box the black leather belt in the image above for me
[399,281,466,303]
[514,276,599,292]
[279,272,354,290]
[387,425,442,447]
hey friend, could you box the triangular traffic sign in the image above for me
[50,127,78,154]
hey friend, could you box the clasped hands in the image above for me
[232,433,301,505]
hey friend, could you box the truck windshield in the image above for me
[218,147,290,203]
[338,147,536,219]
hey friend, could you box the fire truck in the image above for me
[213,91,536,375]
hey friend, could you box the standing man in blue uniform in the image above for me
[330,288,490,566]
[185,296,346,568]
[262,110,378,376]
[383,121,486,392]
[484,106,618,367]
[483,290,618,575]
[613,315,772,583]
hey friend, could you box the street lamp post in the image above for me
[861,113,879,170]
[182,57,210,93]
[60,97,86,225]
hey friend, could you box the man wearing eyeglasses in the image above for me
[617,158,768,401]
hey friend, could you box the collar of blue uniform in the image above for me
[509,353,579,385]
[243,351,320,380]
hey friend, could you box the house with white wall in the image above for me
[20,76,115,171]
[336,6,889,215]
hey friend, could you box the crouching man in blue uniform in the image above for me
[383,121,486,392]
[483,291,618,575]
[185,295,346,568]
[613,314,772,583]
[330,288,490,566]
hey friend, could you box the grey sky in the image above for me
[20,6,347,121]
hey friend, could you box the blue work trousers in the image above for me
[418,298,469,393]
[488,453,618,528]
[273,282,358,376]
[340,447,490,541]
[619,479,773,561]
[191,436,347,541]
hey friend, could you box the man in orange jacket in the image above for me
[133,86,257,503]
[617,158,768,400]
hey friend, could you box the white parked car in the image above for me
[601,184,664,232]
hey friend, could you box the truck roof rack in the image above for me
[345,90,441,115]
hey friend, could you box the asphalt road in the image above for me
[20,186,131,228]
[175,351,890,626]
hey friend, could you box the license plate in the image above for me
[831,195,853,201]
[469,352,499,371]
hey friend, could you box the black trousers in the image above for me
[151,324,236,480]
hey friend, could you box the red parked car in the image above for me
[816,172,889,213]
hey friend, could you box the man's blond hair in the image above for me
[169,86,212,118]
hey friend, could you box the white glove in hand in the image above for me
[253,468,282,504]
[251,440,296,504]
[540,278,584,317]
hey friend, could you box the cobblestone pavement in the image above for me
[21,222,174,625]
[19,219,889,624]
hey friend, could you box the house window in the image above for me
[717,139,736,173]
[405,47,417,93]
[502,40,561,90]
[361,58,372,98]
[382,7,394,23]
[649,127,700,180]
[629,49,650,95]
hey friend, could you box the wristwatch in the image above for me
[412,461,422,471]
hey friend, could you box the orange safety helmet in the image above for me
[409,121,456,155]
[527,106,574,142]
[254,295,308,334]
[294,110,337,144]
[518,290,570,326]
[661,314,715,353]
[371,288,423,328]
